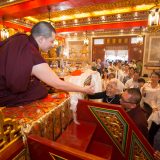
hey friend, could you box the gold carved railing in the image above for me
[0,107,21,151]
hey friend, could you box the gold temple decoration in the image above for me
[0,108,21,151]
[49,152,68,160]
[0,0,30,8]
[25,0,158,23]
[83,31,89,46]
[136,26,144,45]
[148,0,160,32]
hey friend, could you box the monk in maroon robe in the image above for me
[0,33,48,106]
[0,21,94,107]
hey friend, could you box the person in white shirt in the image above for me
[129,59,137,69]
[107,61,115,74]
[101,69,109,91]
[125,71,140,89]
[141,72,160,146]
[138,78,146,90]
[123,64,131,84]
[96,58,103,75]
[115,61,124,82]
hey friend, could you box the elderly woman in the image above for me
[88,79,121,104]
[102,72,124,92]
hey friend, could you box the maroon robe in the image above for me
[127,106,149,139]
[0,33,48,106]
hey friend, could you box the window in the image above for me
[105,50,128,61]
[131,37,143,44]
[94,39,104,45]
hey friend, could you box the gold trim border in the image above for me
[0,0,30,9]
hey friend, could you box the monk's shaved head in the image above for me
[31,21,56,38]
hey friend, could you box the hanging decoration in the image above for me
[148,6,160,26]
[47,6,55,27]
[0,17,9,40]
[136,26,143,45]
[83,31,89,45]
[0,28,9,40]
[148,0,160,32]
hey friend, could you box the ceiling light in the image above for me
[134,12,138,17]
[74,19,78,23]
[75,13,91,18]
[120,29,124,33]
[117,14,121,19]
[25,17,39,23]
[101,16,106,21]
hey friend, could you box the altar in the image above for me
[0,93,72,159]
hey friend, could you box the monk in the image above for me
[0,21,94,107]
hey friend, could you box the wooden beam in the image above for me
[0,0,65,19]
[56,20,148,33]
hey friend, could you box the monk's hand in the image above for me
[83,84,95,95]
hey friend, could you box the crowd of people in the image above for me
[91,58,160,159]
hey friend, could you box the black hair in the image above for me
[150,71,160,78]
[138,78,145,83]
[31,21,56,38]
[126,88,142,104]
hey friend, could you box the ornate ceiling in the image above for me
[0,0,159,35]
